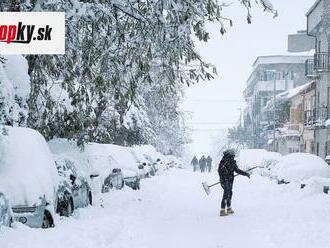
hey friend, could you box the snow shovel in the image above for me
[202,166,260,196]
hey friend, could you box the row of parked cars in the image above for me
[0,126,180,229]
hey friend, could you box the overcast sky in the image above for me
[181,0,316,158]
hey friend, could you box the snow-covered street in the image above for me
[1,168,330,248]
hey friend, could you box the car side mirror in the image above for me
[90,174,99,179]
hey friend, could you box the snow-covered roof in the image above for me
[252,54,313,69]
[263,81,315,111]
[276,81,314,100]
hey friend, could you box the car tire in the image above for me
[62,198,74,217]
[42,210,54,229]
[9,217,13,227]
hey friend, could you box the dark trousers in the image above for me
[220,180,233,209]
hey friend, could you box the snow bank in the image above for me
[0,126,58,206]
[275,153,330,183]
[238,149,282,170]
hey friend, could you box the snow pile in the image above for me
[0,126,58,206]
[275,153,330,183]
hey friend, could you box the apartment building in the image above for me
[305,0,330,158]
[243,32,314,149]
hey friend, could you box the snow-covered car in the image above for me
[102,168,125,193]
[137,163,148,178]
[238,149,282,179]
[131,147,159,177]
[164,155,184,169]
[122,169,140,190]
[275,153,330,184]
[55,158,92,216]
[0,126,59,228]
[0,192,13,228]
[139,162,154,177]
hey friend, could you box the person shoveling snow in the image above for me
[218,149,250,216]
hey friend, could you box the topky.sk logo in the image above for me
[0,12,65,54]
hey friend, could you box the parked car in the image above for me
[325,156,330,166]
[55,157,93,217]
[131,147,159,177]
[0,192,13,228]
[0,126,59,228]
[275,153,330,184]
[102,168,125,193]
[122,169,140,190]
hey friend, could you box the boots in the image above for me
[220,208,227,216]
[227,207,234,215]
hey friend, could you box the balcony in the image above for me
[304,106,328,127]
[314,52,330,72]
[305,59,317,78]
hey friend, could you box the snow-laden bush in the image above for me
[0,55,30,126]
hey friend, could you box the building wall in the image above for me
[303,129,315,153]
[288,31,315,53]
[313,20,330,158]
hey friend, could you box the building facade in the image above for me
[243,34,313,149]
[306,0,330,158]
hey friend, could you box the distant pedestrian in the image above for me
[199,156,207,173]
[191,156,199,172]
[218,149,250,216]
[206,156,212,173]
